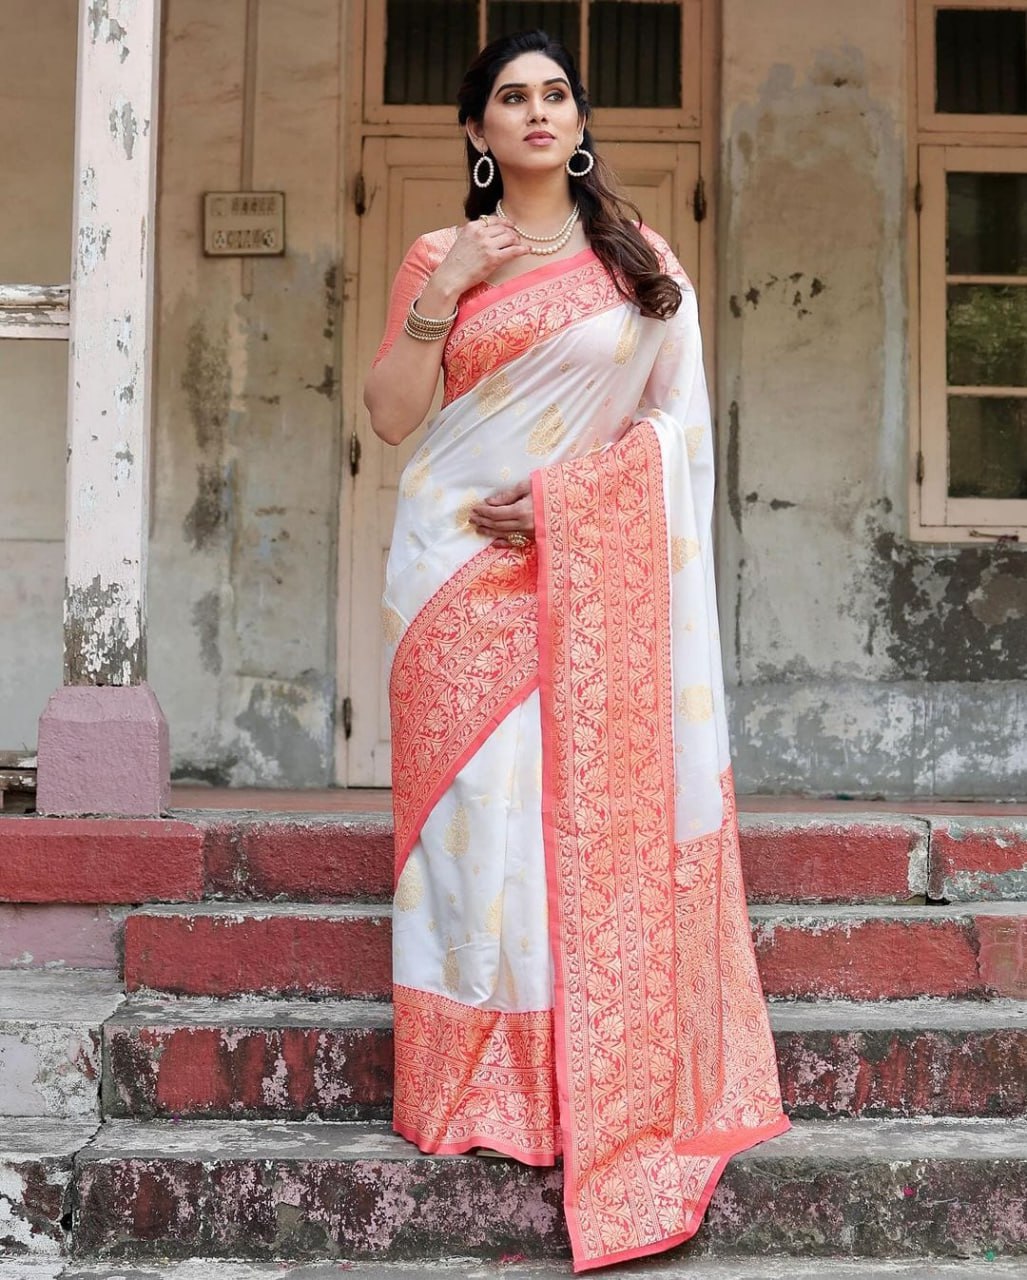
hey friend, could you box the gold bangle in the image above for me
[404,297,458,342]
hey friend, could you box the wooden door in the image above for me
[339,137,701,785]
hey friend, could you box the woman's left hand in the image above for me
[469,479,535,545]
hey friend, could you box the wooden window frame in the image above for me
[910,0,1027,541]
[363,0,702,133]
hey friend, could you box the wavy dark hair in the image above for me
[457,29,682,320]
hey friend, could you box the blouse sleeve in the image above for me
[371,235,436,368]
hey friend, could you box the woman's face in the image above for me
[469,52,584,179]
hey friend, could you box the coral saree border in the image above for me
[390,543,540,873]
[393,984,559,1164]
[533,422,790,1272]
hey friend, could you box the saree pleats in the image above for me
[383,227,788,1271]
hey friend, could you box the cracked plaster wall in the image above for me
[147,0,342,785]
[0,1,76,751]
[2,0,1024,795]
[0,0,342,783]
[718,0,1027,797]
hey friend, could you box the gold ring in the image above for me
[480,214,490,228]
[508,531,529,549]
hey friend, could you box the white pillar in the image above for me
[37,0,168,816]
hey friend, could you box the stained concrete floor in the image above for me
[2,1257,1025,1278]
[166,786,1027,816]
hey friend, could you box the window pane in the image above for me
[487,3,581,65]
[385,0,478,105]
[948,396,1027,498]
[947,285,1027,386]
[947,172,1027,276]
[936,8,1027,114]
[590,2,681,108]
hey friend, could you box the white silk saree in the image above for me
[377,226,789,1272]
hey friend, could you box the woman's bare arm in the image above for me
[364,219,528,446]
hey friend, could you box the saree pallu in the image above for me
[380,229,789,1272]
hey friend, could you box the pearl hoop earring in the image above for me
[566,146,595,178]
[473,150,496,188]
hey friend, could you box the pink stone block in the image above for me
[0,904,124,969]
[36,683,170,817]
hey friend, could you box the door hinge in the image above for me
[354,172,367,217]
[693,176,707,223]
[341,696,353,739]
[914,181,923,214]
[349,431,362,477]
[916,450,924,485]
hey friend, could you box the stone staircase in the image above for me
[2,807,1026,1278]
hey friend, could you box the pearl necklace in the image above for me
[495,200,580,256]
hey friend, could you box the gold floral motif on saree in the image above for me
[526,404,568,456]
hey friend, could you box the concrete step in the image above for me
[0,972,124,1119]
[72,1117,1027,1262]
[0,1119,98,1259]
[5,1257,1027,1279]
[4,810,1025,908]
[101,994,1027,1122]
[123,901,1027,1000]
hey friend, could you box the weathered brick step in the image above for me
[13,1256,1027,1279]
[72,1117,1027,1262]
[0,1119,99,1259]
[124,902,1027,1000]
[5,812,1025,908]
[0,971,124,1120]
[101,995,1027,1122]
[123,903,391,998]
[156,812,941,906]
[773,997,1027,1117]
[751,902,1027,999]
[103,996,393,1121]
[928,817,1027,902]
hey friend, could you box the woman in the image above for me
[364,29,789,1274]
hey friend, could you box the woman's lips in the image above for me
[525,134,556,146]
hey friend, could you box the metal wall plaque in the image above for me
[203,191,285,257]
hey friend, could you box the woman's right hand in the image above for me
[366,219,529,446]
[424,217,530,305]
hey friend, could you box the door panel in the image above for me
[341,137,700,784]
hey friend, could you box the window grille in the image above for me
[383,0,684,110]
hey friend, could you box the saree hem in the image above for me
[393,1120,560,1167]
[568,1114,793,1273]
[392,983,560,1165]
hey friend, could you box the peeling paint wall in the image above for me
[0,1,76,750]
[147,0,342,785]
[2,0,1024,794]
[718,0,1027,797]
